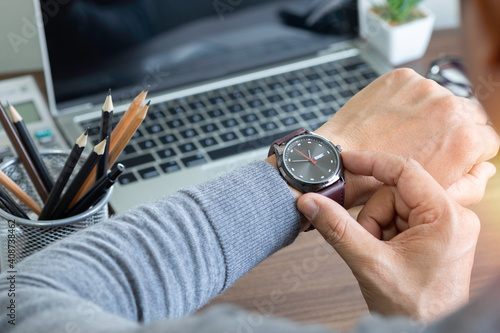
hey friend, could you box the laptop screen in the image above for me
[40,0,357,111]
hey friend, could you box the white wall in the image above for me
[0,0,461,76]
[0,0,43,75]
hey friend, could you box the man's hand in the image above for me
[296,151,496,322]
[314,68,499,208]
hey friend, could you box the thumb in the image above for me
[297,193,380,263]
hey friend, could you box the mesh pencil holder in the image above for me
[0,150,113,272]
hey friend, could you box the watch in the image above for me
[268,128,345,207]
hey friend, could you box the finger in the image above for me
[357,186,396,239]
[446,162,497,206]
[476,124,500,162]
[342,151,447,208]
[395,216,409,234]
[297,193,381,262]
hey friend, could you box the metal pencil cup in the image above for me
[0,150,113,272]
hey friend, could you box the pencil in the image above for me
[0,170,42,215]
[110,86,148,152]
[38,129,89,220]
[0,102,49,201]
[8,102,54,192]
[0,186,29,219]
[70,100,150,206]
[68,163,124,216]
[50,138,107,220]
[96,90,113,181]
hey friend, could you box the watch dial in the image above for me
[283,135,340,184]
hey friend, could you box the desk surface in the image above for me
[206,28,500,331]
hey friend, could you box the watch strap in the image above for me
[268,128,308,157]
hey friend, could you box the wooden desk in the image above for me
[206,28,500,331]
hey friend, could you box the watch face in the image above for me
[282,134,340,185]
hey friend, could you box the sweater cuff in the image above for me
[182,160,301,290]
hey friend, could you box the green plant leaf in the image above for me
[381,0,423,22]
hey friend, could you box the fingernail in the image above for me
[298,197,319,220]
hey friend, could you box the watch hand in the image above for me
[308,150,312,158]
[294,149,316,164]
[292,159,309,162]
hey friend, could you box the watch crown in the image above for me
[336,145,343,152]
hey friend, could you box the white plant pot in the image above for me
[363,5,435,66]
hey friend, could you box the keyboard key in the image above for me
[88,127,100,137]
[208,130,292,161]
[268,82,284,90]
[189,101,206,110]
[199,137,218,148]
[321,107,336,116]
[118,153,155,168]
[209,96,225,105]
[306,73,321,81]
[306,85,321,94]
[121,145,137,156]
[320,94,335,103]
[146,124,164,135]
[159,134,178,144]
[139,167,160,180]
[228,91,244,100]
[182,153,207,168]
[344,76,359,84]
[228,104,244,113]
[118,172,138,185]
[221,118,238,128]
[160,161,181,173]
[287,90,302,98]
[281,117,298,127]
[325,80,340,89]
[201,123,219,133]
[187,114,205,123]
[248,99,264,108]
[260,122,278,132]
[208,108,224,118]
[282,104,297,113]
[287,77,302,85]
[301,112,318,121]
[240,127,258,137]
[156,148,177,159]
[178,142,197,153]
[138,139,157,150]
[301,99,317,107]
[261,108,278,118]
[325,68,339,76]
[148,108,166,120]
[241,113,258,123]
[167,119,185,129]
[220,132,238,142]
[131,129,144,140]
[169,105,186,115]
[248,87,265,95]
[267,94,283,103]
[181,128,198,139]
[338,90,353,98]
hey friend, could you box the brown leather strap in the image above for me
[268,128,308,157]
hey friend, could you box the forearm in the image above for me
[0,161,301,326]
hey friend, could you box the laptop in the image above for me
[35,0,392,213]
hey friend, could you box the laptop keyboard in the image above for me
[80,55,378,185]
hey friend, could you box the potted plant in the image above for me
[358,0,435,65]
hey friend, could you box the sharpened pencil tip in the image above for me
[76,129,89,147]
[6,100,12,107]
[94,137,108,155]
[102,92,113,112]
[146,100,151,106]
[108,88,111,96]
[144,85,150,93]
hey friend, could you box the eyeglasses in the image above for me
[426,57,474,99]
